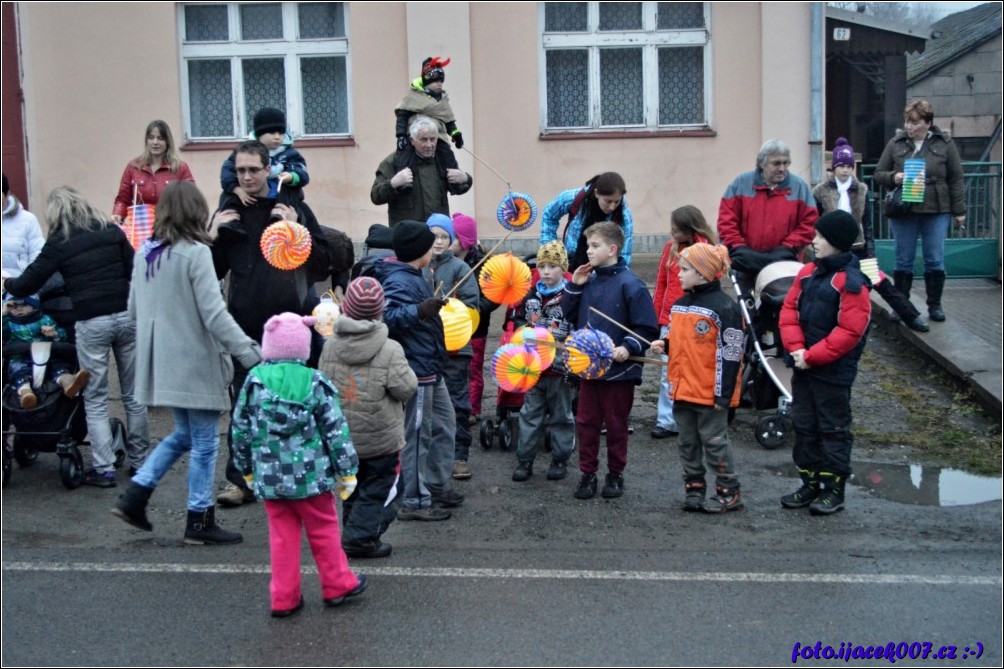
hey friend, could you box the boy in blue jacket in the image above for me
[562,222,659,500]
[375,220,458,521]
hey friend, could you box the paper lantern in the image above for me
[510,325,556,370]
[478,253,532,306]
[467,305,480,334]
[260,220,312,270]
[312,294,341,337]
[441,298,474,352]
[562,327,615,380]
[497,192,538,232]
[492,344,542,394]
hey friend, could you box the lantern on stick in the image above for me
[562,327,615,380]
[311,293,341,337]
[496,192,537,232]
[260,220,312,270]
[491,343,542,394]
[441,298,474,352]
[479,253,532,306]
[510,325,556,370]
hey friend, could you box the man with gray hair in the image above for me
[717,139,818,292]
[371,115,472,227]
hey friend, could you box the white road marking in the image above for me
[2,562,998,586]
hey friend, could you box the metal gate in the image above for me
[861,162,1002,278]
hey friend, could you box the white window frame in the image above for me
[178,2,352,141]
[538,2,712,134]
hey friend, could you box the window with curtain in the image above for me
[541,2,709,132]
[180,2,350,140]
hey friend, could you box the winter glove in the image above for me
[767,245,798,263]
[418,297,448,321]
[450,131,464,150]
[728,246,772,274]
[396,135,409,152]
[336,474,357,501]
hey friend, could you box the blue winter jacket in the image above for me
[376,260,447,383]
[540,187,634,267]
[560,261,658,384]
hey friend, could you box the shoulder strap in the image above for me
[561,187,590,244]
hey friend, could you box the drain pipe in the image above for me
[810,3,824,186]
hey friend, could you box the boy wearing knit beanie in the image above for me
[220,107,309,205]
[652,243,746,513]
[231,313,365,616]
[320,279,418,558]
[423,213,480,482]
[778,216,871,516]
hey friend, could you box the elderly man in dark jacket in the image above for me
[371,115,472,228]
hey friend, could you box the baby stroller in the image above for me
[2,282,127,489]
[479,304,527,452]
[731,260,802,449]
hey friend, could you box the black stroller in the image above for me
[731,260,802,449]
[2,283,126,488]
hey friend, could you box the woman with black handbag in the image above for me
[873,100,966,322]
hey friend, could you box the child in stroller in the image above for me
[730,260,802,449]
[2,286,125,488]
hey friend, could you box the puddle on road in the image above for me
[775,463,1002,507]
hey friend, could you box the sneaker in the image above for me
[397,506,451,521]
[452,460,472,480]
[704,487,744,513]
[343,541,392,559]
[809,490,845,516]
[82,469,116,488]
[650,426,678,439]
[271,595,305,618]
[512,461,533,482]
[682,481,706,512]
[217,482,255,508]
[601,472,624,499]
[431,489,465,508]
[324,574,368,607]
[546,460,567,481]
[574,473,597,500]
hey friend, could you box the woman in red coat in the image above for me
[112,120,194,224]
[651,205,716,439]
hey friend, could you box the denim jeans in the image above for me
[655,324,678,431]
[132,407,222,511]
[75,312,150,473]
[890,213,950,272]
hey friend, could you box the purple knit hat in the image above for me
[261,312,316,361]
[831,137,856,169]
[342,277,385,321]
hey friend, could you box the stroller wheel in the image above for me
[479,419,496,450]
[754,414,789,450]
[12,435,39,468]
[111,418,128,469]
[498,418,515,451]
[59,444,84,490]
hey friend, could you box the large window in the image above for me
[540,2,710,133]
[179,2,350,141]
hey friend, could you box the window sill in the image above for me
[181,137,357,152]
[539,128,716,140]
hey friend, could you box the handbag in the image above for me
[884,186,912,218]
[122,185,155,251]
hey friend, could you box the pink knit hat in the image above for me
[261,312,316,361]
[452,212,479,250]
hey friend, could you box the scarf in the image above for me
[140,238,172,281]
[836,177,853,214]
[3,195,19,218]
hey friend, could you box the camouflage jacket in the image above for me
[231,361,358,500]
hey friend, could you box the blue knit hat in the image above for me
[426,213,455,245]
[5,293,41,310]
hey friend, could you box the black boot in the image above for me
[876,279,928,332]
[925,270,946,321]
[682,479,707,512]
[809,472,846,515]
[111,483,155,531]
[893,270,914,299]
[780,469,818,509]
[184,506,243,545]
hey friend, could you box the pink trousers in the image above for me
[264,492,359,610]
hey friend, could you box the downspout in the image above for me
[810,3,824,186]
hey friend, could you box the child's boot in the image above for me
[573,472,597,499]
[601,472,624,498]
[780,468,819,509]
[17,384,37,410]
[56,370,91,398]
[512,460,533,482]
[183,506,243,544]
[704,485,743,513]
[111,482,155,531]
[809,472,846,515]
[682,478,706,512]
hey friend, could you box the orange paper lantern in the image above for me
[260,220,312,270]
[510,325,556,370]
[478,253,532,306]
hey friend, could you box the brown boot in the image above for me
[57,370,91,398]
[18,384,37,410]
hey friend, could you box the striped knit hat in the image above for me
[679,243,730,282]
[342,277,385,321]
[536,241,568,271]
